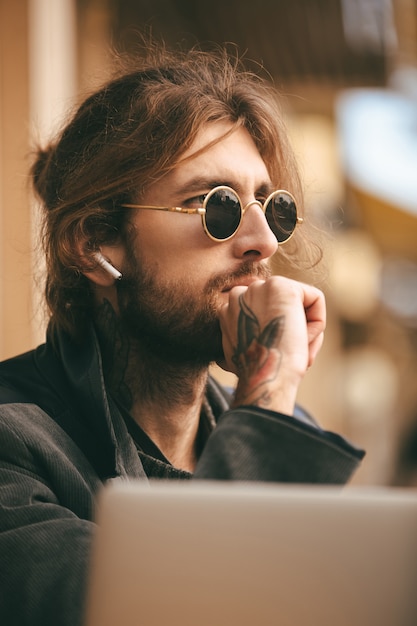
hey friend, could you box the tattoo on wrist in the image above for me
[232,294,283,407]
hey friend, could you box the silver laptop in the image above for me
[85,480,417,626]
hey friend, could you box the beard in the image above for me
[116,246,271,368]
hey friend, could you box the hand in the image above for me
[217,276,326,414]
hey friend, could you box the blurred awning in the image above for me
[336,88,417,260]
[336,88,417,215]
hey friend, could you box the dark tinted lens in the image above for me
[265,192,297,243]
[205,188,242,240]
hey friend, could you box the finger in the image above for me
[303,286,326,342]
[217,285,247,343]
[303,286,326,324]
[307,331,325,367]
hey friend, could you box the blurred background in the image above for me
[1,0,417,486]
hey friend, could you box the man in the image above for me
[0,43,364,625]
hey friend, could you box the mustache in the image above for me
[205,261,272,294]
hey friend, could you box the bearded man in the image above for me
[0,43,364,626]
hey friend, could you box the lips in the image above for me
[221,277,260,292]
[213,261,271,295]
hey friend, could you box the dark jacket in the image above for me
[0,324,364,626]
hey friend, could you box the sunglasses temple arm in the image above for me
[121,204,206,215]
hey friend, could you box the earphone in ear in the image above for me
[93,252,122,281]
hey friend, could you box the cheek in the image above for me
[133,212,214,265]
[129,211,234,299]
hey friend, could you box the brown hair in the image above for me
[32,42,320,337]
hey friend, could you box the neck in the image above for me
[94,299,210,472]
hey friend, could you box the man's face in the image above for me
[117,121,279,365]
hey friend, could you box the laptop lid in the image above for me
[85,481,417,626]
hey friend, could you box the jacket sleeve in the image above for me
[0,403,98,626]
[194,405,365,483]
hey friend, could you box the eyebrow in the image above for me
[175,178,226,196]
[175,177,275,198]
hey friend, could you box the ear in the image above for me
[74,239,123,287]
[93,252,122,282]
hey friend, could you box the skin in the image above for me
[84,121,326,472]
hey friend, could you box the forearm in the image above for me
[194,405,365,484]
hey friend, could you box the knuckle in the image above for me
[267,275,299,298]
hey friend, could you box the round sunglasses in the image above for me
[122,185,303,243]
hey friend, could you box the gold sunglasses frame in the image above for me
[122,185,303,243]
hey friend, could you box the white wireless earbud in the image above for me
[93,252,122,281]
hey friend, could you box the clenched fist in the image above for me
[218,276,326,414]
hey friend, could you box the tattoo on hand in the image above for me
[232,294,283,407]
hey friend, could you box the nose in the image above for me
[232,200,278,260]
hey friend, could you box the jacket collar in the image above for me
[36,322,144,479]
[36,322,231,479]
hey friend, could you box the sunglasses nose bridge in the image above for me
[239,198,277,238]
[242,199,263,215]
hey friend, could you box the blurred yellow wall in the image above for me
[0,0,33,359]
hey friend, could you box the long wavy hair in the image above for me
[31,41,321,338]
